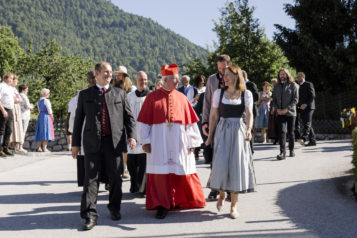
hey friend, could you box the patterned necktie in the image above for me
[101,87,111,135]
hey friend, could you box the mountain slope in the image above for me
[0,0,207,82]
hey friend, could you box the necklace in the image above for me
[224,90,240,100]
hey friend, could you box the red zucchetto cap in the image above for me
[161,64,179,76]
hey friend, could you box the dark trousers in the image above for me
[277,115,296,154]
[301,109,316,143]
[127,153,146,193]
[80,136,123,219]
[294,109,301,140]
[0,108,13,151]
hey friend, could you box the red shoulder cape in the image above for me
[137,88,199,125]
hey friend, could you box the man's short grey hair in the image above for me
[182,75,190,81]
[162,74,179,81]
[41,88,50,96]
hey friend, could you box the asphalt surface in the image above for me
[0,140,356,238]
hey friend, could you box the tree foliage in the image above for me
[0,27,94,117]
[184,0,290,86]
[0,0,207,84]
[274,0,357,94]
[0,26,24,76]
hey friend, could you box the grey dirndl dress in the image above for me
[208,90,256,193]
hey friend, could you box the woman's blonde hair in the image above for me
[224,65,246,92]
[114,75,133,92]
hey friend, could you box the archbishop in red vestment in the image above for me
[137,64,206,218]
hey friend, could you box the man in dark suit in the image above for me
[296,72,316,146]
[242,70,259,154]
[72,62,137,231]
[178,75,198,105]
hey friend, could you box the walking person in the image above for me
[178,75,197,105]
[0,73,16,157]
[19,84,34,153]
[267,78,278,144]
[127,71,150,195]
[9,75,24,153]
[113,65,136,179]
[272,68,299,160]
[72,62,136,231]
[241,70,259,152]
[296,72,316,146]
[137,64,206,219]
[34,88,55,152]
[256,81,272,143]
[206,65,256,219]
[202,54,231,200]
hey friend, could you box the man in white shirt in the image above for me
[0,73,16,157]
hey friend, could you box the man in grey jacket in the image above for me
[272,68,299,160]
[202,54,231,200]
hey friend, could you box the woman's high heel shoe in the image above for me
[216,198,225,212]
[230,208,239,219]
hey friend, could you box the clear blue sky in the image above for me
[111,0,295,48]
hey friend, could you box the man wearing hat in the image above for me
[113,65,136,179]
[137,64,206,219]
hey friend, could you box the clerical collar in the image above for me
[161,86,171,91]
[96,84,109,91]
[135,88,149,97]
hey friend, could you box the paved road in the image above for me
[0,140,356,238]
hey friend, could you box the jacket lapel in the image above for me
[105,86,115,116]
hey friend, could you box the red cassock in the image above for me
[137,88,206,210]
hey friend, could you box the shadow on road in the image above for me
[276,175,357,238]
[0,185,222,231]
[0,180,77,186]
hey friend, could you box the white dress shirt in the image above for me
[0,82,15,110]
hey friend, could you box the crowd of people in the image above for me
[1,53,316,231]
[0,73,57,156]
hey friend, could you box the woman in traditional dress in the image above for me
[19,84,34,153]
[9,75,25,153]
[256,81,272,143]
[34,88,55,152]
[206,65,256,219]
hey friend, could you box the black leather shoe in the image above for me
[105,183,110,191]
[277,153,286,160]
[0,151,7,158]
[3,149,14,156]
[289,151,295,157]
[82,218,97,231]
[110,210,121,220]
[130,183,138,193]
[305,141,316,146]
[155,207,168,219]
[208,190,218,200]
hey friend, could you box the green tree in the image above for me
[274,0,357,93]
[184,0,289,86]
[0,26,24,76]
[17,40,94,117]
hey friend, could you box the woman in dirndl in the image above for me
[34,88,55,152]
[206,65,256,219]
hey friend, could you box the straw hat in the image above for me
[114,66,129,77]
